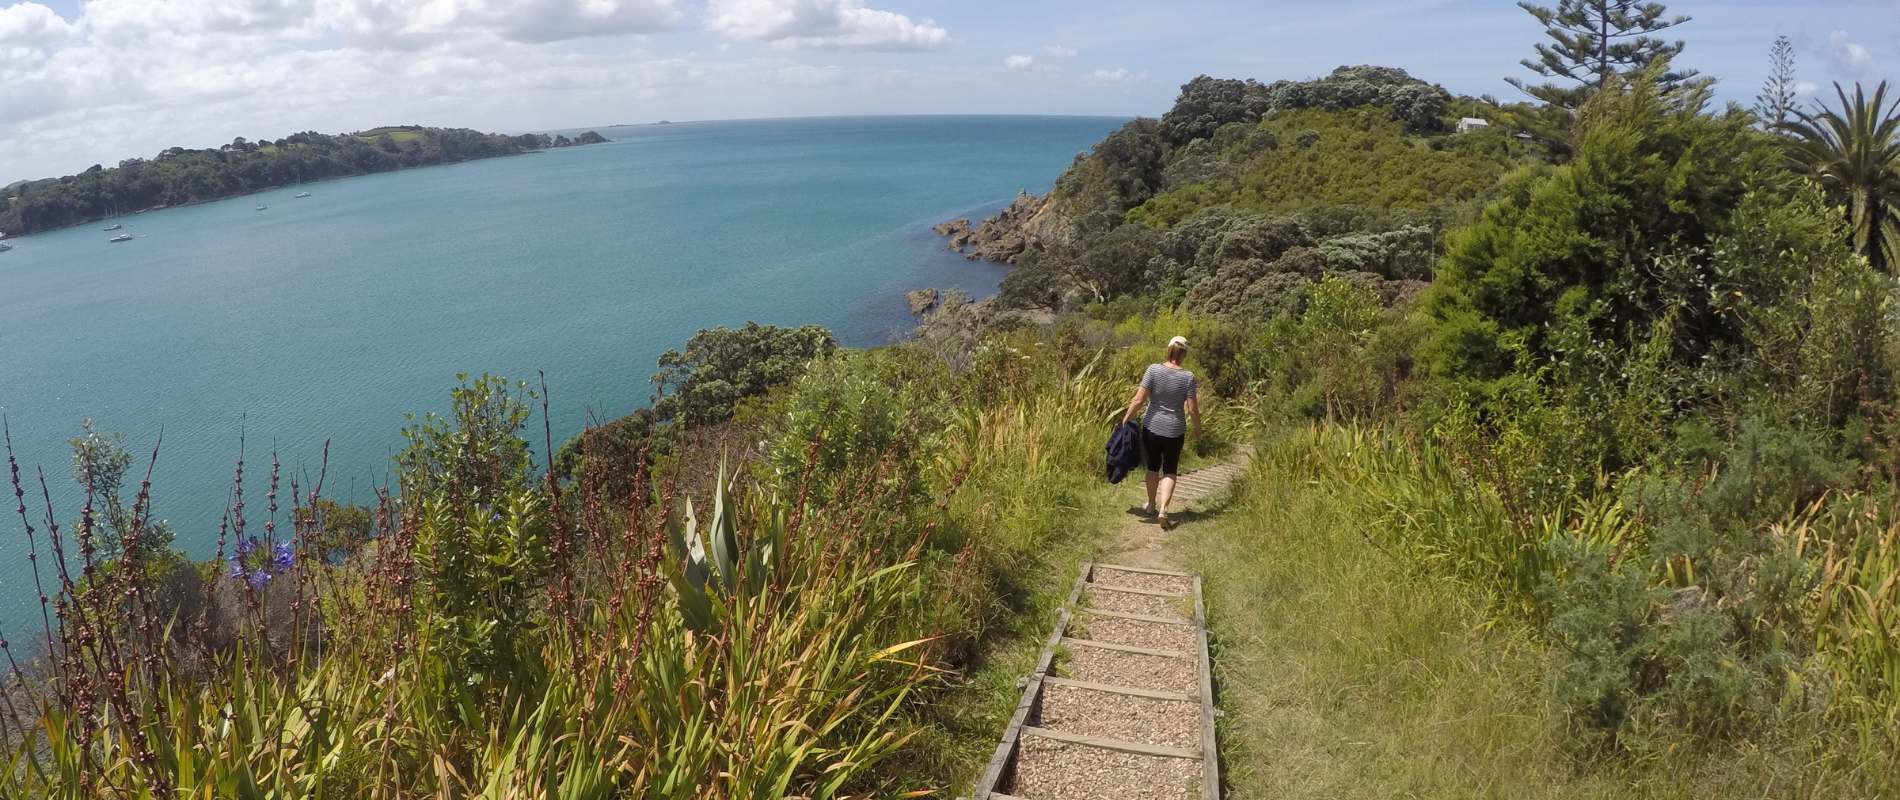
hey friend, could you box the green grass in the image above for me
[1182,428,1889,799]
[355,127,426,143]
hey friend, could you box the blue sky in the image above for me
[2,0,1896,179]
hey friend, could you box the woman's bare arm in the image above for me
[1121,386,1150,425]
[1185,395,1202,438]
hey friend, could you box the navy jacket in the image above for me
[1105,422,1143,484]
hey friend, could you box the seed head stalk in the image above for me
[4,417,59,677]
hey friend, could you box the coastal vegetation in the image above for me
[3,2,1899,796]
[0,126,608,237]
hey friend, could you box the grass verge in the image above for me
[1181,428,1884,799]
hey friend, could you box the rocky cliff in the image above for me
[935,190,1070,264]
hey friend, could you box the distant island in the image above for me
[0,126,610,237]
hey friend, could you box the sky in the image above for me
[2,0,1897,181]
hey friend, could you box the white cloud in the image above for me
[1794,80,1819,96]
[1086,67,1133,85]
[1003,54,1036,72]
[0,0,700,178]
[0,2,79,45]
[704,0,948,50]
[1826,30,1875,78]
[309,0,684,45]
[1042,44,1076,58]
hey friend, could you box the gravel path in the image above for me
[1075,612,1199,653]
[1085,586,1191,620]
[1062,644,1198,694]
[1037,682,1200,750]
[1009,735,1200,799]
[1094,566,1193,595]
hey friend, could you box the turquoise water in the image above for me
[0,115,1122,638]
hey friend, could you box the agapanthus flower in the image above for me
[271,541,294,571]
[236,536,259,557]
[247,569,272,589]
[228,561,247,581]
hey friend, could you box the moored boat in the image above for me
[104,223,123,231]
[110,233,133,243]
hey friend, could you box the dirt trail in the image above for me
[1104,448,1253,571]
[973,447,1253,800]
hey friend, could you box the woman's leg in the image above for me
[1140,427,1164,514]
[1154,434,1185,527]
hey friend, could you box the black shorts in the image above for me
[1141,428,1184,476]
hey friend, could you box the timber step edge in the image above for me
[1019,725,1202,760]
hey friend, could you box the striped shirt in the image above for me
[1139,363,1197,438]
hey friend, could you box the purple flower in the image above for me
[271,542,294,572]
[228,561,247,581]
[247,569,272,589]
[236,537,259,557]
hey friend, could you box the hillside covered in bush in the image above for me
[944,67,1542,323]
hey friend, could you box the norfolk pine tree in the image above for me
[1754,34,1798,130]
[1507,0,1697,108]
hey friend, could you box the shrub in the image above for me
[652,322,837,427]
[1129,108,1515,228]
[1423,77,1775,387]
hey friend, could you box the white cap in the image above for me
[1168,335,1188,348]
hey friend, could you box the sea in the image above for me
[0,115,1124,638]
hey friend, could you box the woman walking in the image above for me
[1120,335,1201,529]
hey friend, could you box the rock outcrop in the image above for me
[937,190,1069,264]
[906,288,941,315]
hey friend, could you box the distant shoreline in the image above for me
[1,128,608,240]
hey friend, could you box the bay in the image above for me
[0,114,1123,637]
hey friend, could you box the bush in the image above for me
[1129,108,1515,228]
[1263,65,1454,133]
[1423,78,1774,387]
[653,322,837,427]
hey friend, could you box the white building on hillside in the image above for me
[1457,117,1491,134]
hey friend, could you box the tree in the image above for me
[69,420,175,563]
[398,374,537,502]
[651,323,837,427]
[1425,74,1772,384]
[1507,0,1695,107]
[1159,76,1270,145]
[1781,82,1900,273]
[1754,35,1797,130]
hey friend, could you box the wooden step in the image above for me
[1040,675,1197,702]
[1080,606,1196,626]
[1093,563,1192,578]
[1063,636,1189,659]
[1019,725,1201,760]
[1086,584,1186,599]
